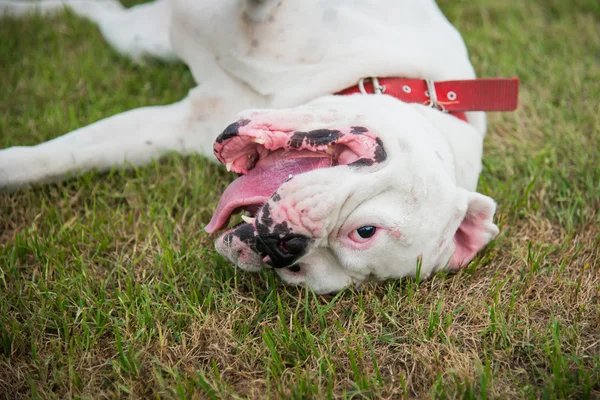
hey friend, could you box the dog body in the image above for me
[1,0,499,293]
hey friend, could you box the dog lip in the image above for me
[262,255,273,266]
[288,264,301,272]
[212,122,383,175]
[206,123,387,234]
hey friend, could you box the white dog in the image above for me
[0,0,518,293]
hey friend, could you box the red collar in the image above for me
[337,77,519,122]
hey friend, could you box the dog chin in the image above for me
[272,258,360,295]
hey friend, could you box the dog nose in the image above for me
[255,234,310,268]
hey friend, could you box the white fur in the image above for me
[218,96,497,293]
[0,0,499,293]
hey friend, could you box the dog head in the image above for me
[205,95,498,293]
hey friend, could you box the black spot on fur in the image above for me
[272,221,291,238]
[305,129,343,147]
[289,131,308,149]
[374,137,387,162]
[271,193,281,202]
[289,264,301,272]
[232,223,253,242]
[231,223,258,249]
[223,232,233,247]
[216,119,251,144]
[349,158,374,168]
[350,126,368,134]
[256,223,270,239]
[260,202,273,227]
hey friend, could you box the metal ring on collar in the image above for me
[358,77,386,95]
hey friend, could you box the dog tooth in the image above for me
[241,215,256,224]
[254,138,266,144]
[225,161,233,171]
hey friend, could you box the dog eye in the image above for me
[349,226,377,243]
[357,226,376,238]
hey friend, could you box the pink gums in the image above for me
[214,124,382,174]
[206,120,383,234]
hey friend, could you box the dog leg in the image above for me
[0,0,177,62]
[0,85,260,190]
[0,0,120,16]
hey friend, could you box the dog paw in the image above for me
[0,146,45,191]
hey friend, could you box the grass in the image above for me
[1,0,599,398]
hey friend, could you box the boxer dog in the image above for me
[0,0,518,293]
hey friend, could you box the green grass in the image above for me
[1,0,599,398]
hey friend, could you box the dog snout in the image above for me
[255,234,311,269]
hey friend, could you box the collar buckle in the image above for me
[426,78,447,113]
[358,77,386,95]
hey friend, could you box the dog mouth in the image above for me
[204,121,384,233]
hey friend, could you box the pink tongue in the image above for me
[205,157,332,233]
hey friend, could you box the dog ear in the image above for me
[448,191,499,270]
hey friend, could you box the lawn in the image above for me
[1,0,599,398]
